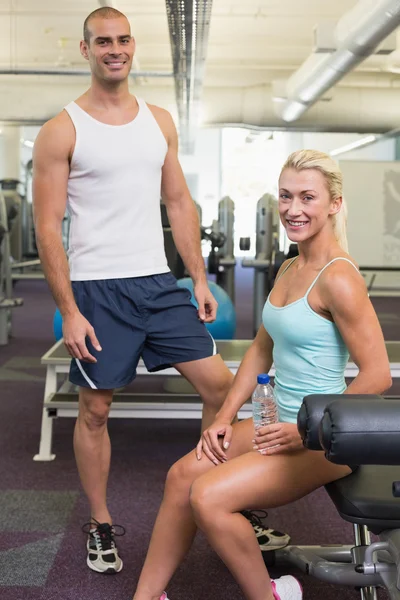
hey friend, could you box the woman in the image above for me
[133,150,392,600]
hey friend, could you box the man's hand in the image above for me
[193,281,218,323]
[62,312,102,363]
[196,418,233,465]
[252,423,303,455]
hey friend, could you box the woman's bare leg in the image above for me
[190,427,352,600]
[133,418,256,600]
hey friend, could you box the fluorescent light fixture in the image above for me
[330,134,377,156]
[21,138,34,148]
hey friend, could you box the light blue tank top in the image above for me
[262,257,359,424]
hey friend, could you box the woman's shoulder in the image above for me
[275,256,297,279]
[319,253,366,304]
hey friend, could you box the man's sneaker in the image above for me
[272,575,303,599]
[82,519,125,574]
[241,510,290,551]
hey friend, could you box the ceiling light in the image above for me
[21,139,34,148]
[330,135,377,156]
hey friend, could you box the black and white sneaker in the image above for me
[82,519,125,574]
[241,510,290,551]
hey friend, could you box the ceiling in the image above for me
[0,0,399,131]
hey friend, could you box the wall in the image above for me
[179,127,222,227]
[340,160,400,290]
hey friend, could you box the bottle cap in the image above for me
[257,373,270,384]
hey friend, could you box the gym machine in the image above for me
[264,393,400,600]
[161,197,236,302]
[240,193,297,334]
[3,173,42,280]
[203,196,236,302]
[161,202,186,279]
[0,189,23,345]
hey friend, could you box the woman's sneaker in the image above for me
[82,519,125,574]
[160,594,169,600]
[272,575,303,599]
[241,510,290,551]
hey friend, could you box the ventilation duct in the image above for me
[165,0,213,154]
[0,68,172,78]
[98,1,119,7]
[280,0,400,122]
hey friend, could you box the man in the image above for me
[33,7,289,575]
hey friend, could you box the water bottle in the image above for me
[252,373,278,431]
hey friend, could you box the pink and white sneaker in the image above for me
[160,594,169,600]
[272,575,303,599]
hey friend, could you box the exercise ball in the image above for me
[53,308,63,341]
[176,278,236,340]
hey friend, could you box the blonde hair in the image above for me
[280,149,348,252]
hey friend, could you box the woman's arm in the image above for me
[198,325,274,463]
[320,261,392,395]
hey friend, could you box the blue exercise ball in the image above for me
[53,308,63,341]
[176,278,236,340]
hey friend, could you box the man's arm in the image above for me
[33,114,100,361]
[153,107,216,321]
[33,115,76,316]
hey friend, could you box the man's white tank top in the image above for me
[64,97,170,281]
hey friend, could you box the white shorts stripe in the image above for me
[75,359,98,389]
[208,332,217,355]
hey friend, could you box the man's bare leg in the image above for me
[73,387,114,524]
[175,354,234,430]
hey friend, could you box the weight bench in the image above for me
[269,394,400,599]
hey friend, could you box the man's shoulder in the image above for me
[35,109,75,155]
[145,102,174,126]
[41,109,75,136]
[144,102,176,146]
[145,102,171,117]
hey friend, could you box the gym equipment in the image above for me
[357,266,400,294]
[205,196,236,303]
[0,190,23,345]
[176,277,236,340]
[161,202,186,279]
[10,163,70,281]
[34,339,252,461]
[34,339,400,462]
[0,179,24,262]
[161,197,236,302]
[53,308,63,342]
[240,193,298,334]
[262,393,400,600]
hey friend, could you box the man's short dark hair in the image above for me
[83,7,128,44]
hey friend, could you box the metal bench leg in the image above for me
[33,365,57,461]
[360,588,378,600]
[354,525,378,600]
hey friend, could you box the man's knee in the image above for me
[79,389,113,430]
[202,368,234,408]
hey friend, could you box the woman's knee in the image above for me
[165,453,205,504]
[189,477,221,527]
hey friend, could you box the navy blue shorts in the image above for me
[69,272,217,389]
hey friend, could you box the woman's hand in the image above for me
[196,419,233,465]
[252,422,303,455]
